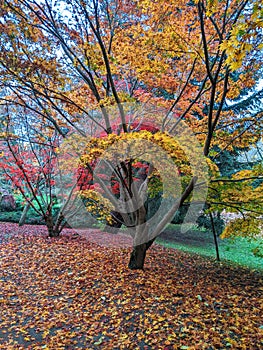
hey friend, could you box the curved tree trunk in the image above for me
[128,176,198,270]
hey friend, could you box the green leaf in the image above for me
[197,294,203,301]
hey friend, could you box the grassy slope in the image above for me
[157,224,263,271]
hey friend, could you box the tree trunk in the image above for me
[47,226,60,237]
[46,215,60,237]
[128,177,198,269]
[128,243,147,270]
[209,212,220,261]
[128,200,157,270]
[19,198,34,226]
[128,238,155,270]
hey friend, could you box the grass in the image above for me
[157,224,263,271]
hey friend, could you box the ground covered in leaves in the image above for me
[0,223,262,349]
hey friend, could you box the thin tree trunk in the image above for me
[209,212,220,261]
[19,198,33,226]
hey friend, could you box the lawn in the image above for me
[0,223,262,349]
[157,224,263,271]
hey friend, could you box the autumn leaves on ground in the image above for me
[0,223,262,349]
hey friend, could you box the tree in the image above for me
[0,106,79,237]
[0,0,262,268]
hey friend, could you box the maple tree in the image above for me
[0,0,262,268]
[0,106,79,237]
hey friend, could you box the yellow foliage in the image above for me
[206,158,220,177]
[232,169,253,180]
[79,189,114,224]
[220,5,263,71]
[206,0,218,17]
[80,131,191,175]
[221,217,261,239]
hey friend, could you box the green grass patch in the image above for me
[157,224,263,271]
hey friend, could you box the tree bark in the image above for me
[47,226,60,237]
[46,215,60,237]
[209,212,220,261]
[128,177,198,270]
[19,197,34,226]
[128,243,147,270]
[128,238,155,270]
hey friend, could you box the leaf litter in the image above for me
[0,223,262,349]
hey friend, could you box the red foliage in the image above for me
[99,121,160,137]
